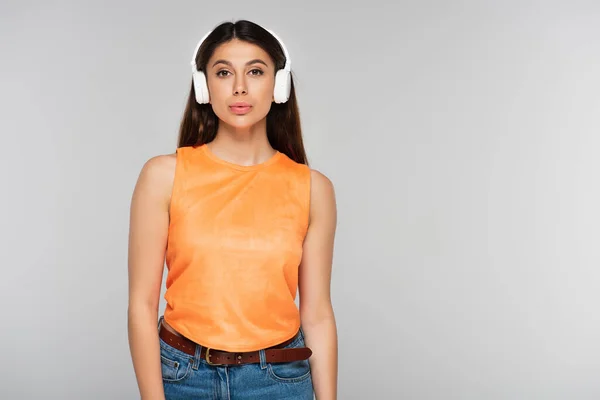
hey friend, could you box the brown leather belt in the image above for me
[158,321,312,366]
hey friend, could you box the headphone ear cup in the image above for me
[192,70,210,104]
[273,69,291,103]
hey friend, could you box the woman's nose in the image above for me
[233,77,247,95]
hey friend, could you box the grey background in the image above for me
[1,0,599,399]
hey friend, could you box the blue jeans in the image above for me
[157,316,314,399]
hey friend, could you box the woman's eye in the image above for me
[216,69,263,77]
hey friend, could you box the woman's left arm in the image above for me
[299,169,338,400]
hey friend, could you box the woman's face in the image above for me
[205,39,276,129]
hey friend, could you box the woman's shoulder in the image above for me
[308,168,332,186]
[307,167,336,222]
[139,153,177,179]
[133,153,177,205]
[308,168,335,202]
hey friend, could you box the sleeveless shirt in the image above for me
[163,143,311,352]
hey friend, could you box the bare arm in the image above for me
[299,169,338,400]
[127,154,176,400]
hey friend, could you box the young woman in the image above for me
[127,20,338,399]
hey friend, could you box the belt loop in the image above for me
[192,342,202,370]
[259,349,267,369]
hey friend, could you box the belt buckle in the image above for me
[205,347,224,366]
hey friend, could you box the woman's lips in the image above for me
[229,106,252,114]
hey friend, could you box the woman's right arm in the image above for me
[127,154,176,400]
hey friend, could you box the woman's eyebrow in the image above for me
[211,59,268,68]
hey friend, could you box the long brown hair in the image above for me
[177,20,308,166]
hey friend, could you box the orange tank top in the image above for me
[163,143,311,352]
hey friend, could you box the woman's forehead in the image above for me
[209,39,272,67]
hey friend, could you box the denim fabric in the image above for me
[157,316,314,400]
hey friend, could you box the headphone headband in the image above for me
[265,29,291,72]
[190,30,212,70]
[189,28,291,72]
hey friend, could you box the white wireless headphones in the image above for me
[190,27,292,104]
